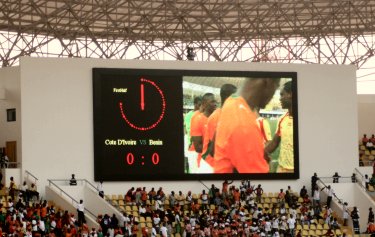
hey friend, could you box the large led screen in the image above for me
[93,68,299,181]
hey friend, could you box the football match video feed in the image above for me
[93,68,299,181]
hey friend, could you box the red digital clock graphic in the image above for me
[93,68,185,181]
[119,78,166,131]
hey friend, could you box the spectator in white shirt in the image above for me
[367,140,374,151]
[160,222,168,237]
[264,218,271,235]
[20,181,28,202]
[151,225,157,237]
[364,174,370,190]
[287,214,296,237]
[312,186,320,207]
[77,199,85,225]
[38,220,45,234]
[272,217,279,233]
[321,185,334,208]
[139,204,146,217]
[153,214,161,233]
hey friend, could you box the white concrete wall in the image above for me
[59,185,85,201]
[47,182,122,227]
[357,166,373,182]
[45,185,100,229]
[83,185,123,222]
[55,181,123,220]
[19,57,358,196]
[0,66,21,164]
[2,168,21,187]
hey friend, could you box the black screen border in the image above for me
[93,68,299,181]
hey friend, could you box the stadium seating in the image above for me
[97,183,365,237]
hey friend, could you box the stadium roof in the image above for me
[1,0,374,41]
[1,0,375,93]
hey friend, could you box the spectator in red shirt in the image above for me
[362,134,369,146]
[371,134,375,144]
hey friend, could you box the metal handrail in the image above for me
[354,168,364,179]
[25,170,39,181]
[82,179,99,191]
[317,178,345,205]
[318,175,352,179]
[79,180,126,213]
[47,179,97,219]
[354,168,369,190]
[48,179,100,192]
[318,176,355,184]
[199,180,210,191]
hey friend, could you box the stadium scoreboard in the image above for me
[93,68,299,181]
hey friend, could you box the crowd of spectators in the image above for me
[0,177,373,236]
[359,134,375,167]
[90,180,375,237]
[0,198,93,237]
[361,134,375,151]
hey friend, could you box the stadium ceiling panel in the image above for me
[0,0,375,80]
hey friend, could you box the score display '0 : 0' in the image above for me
[125,153,160,165]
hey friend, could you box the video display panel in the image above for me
[93,68,298,181]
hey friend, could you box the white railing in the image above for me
[47,179,97,220]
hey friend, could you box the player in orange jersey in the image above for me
[190,93,217,171]
[202,84,237,169]
[214,77,280,173]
